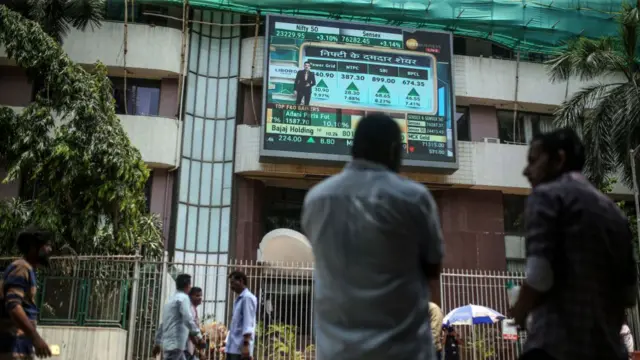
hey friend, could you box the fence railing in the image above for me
[0,256,138,328]
[440,269,526,360]
[1,256,639,360]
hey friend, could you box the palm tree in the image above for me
[0,0,104,44]
[546,2,640,188]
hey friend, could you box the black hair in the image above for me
[176,274,192,290]
[304,61,310,65]
[228,270,248,285]
[531,127,585,172]
[16,227,52,256]
[352,113,402,166]
[189,286,202,296]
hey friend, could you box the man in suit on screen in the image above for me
[294,61,316,106]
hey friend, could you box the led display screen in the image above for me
[260,15,457,172]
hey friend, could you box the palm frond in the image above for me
[620,3,640,64]
[581,90,619,186]
[609,79,640,187]
[6,0,104,43]
[65,0,104,32]
[27,0,70,43]
[553,83,621,130]
[546,37,627,83]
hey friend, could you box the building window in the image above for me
[110,77,161,116]
[497,110,554,145]
[104,1,170,26]
[504,194,526,235]
[503,194,526,272]
[491,44,514,60]
[453,36,466,55]
[264,187,306,234]
[450,37,549,63]
[456,106,470,141]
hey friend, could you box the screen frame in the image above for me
[259,14,459,173]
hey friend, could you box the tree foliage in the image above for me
[0,5,162,256]
[546,3,640,188]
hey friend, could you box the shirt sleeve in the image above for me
[524,188,559,292]
[155,323,164,345]
[418,190,444,266]
[179,295,202,339]
[622,325,634,353]
[241,296,257,336]
[3,263,30,312]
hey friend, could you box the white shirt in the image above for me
[621,324,634,358]
[155,291,202,351]
[302,159,444,360]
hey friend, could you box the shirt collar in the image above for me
[346,159,390,172]
[237,288,249,299]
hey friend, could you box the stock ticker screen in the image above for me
[260,15,458,171]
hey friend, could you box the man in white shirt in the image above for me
[225,271,257,360]
[302,113,444,360]
[621,321,634,360]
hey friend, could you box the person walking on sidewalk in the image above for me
[510,128,637,360]
[153,274,204,360]
[0,227,53,360]
[226,271,257,360]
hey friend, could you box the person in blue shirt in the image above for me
[153,274,204,360]
[224,271,257,360]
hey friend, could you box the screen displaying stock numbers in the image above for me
[260,15,458,172]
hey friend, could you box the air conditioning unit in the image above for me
[483,137,500,144]
[239,36,265,84]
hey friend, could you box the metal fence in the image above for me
[2,256,639,360]
[0,256,137,328]
[440,269,526,360]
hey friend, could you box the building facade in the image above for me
[0,4,631,318]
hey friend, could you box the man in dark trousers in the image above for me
[294,61,316,106]
[510,128,637,360]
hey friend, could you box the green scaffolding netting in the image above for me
[135,0,626,53]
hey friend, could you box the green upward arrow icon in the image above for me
[307,137,315,144]
[346,82,359,91]
[407,88,420,97]
[316,79,328,88]
[377,85,390,94]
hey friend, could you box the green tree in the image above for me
[0,0,104,44]
[546,2,640,188]
[0,5,162,256]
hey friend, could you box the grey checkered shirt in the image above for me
[523,172,637,360]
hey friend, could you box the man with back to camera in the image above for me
[0,227,54,360]
[510,128,637,360]
[153,274,204,360]
[301,113,444,360]
[294,61,316,106]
